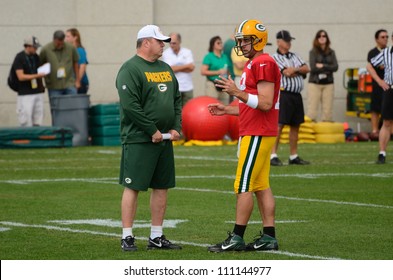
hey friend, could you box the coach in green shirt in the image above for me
[116,25,182,252]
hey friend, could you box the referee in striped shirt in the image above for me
[271,30,311,166]
[367,32,393,164]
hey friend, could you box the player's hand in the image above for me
[214,75,237,95]
[208,103,226,116]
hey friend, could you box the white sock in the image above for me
[150,225,163,240]
[271,153,278,159]
[379,151,386,156]
[122,227,133,239]
[289,154,298,160]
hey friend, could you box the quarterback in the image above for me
[207,19,281,252]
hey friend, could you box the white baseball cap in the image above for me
[137,25,171,42]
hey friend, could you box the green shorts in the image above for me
[119,141,175,191]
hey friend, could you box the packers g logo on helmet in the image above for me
[234,19,268,56]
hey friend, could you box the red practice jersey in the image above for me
[238,53,281,137]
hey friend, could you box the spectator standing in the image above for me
[201,36,231,104]
[162,32,195,107]
[367,29,388,135]
[116,25,182,251]
[40,30,80,99]
[11,36,46,126]
[207,19,280,252]
[367,32,393,164]
[65,28,89,94]
[271,30,311,166]
[307,30,338,122]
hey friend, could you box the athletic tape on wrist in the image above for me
[246,93,258,109]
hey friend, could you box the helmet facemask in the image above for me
[234,35,258,57]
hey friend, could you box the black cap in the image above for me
[53,30,65,40]
[276,30,295,42]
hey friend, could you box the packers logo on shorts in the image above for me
[157,83,167,92]
[125,178,132,184]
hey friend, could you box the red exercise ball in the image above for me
[227,99,240,140]
[182,96,229,141]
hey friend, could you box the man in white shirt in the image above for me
[162,33,195,107]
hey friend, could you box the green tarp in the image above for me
[0,126,73,148]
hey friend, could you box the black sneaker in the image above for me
[288,156,310,165]
[147,235,182,250]
[121,235,137,251]
[376,154,386,164]
[245,232,278,251]
[270,157,283,166]
[208,232,246,253]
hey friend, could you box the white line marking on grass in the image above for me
[265,250,341,260]
[175,155,237,162]
[274,195,393,209]
[0,227,11,232]
[177,175,234,179]
[97,150,118,154]
[0,221,120,238]
[48,219,188,229]
[2,177,392,209]
[175,187,393,209]
[270,172,393,179]
[226,220,308,224]
[1,178,118,185]
[2,171,393,185]
[0,221,341,260]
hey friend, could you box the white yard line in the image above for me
[0,221,341,260]
[1,177,392,209]
[174,187,393,209]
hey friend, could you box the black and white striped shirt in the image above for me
[272,50,307,93]
[370,46,393,85]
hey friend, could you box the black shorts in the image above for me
[381,88,393,120]
[370,86,384,113]
[278,91,305,126]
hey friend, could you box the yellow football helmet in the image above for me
[234,19,268,56]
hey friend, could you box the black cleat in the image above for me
[288,156,310,165]
[376,154,386,164]
[270,157,283,166]
[208,232,245,253]
[245,232,279,251]
[121,235,137,251]
[147,235,182,250]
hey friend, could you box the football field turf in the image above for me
[0,142,392,260]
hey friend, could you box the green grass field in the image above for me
[0,142,392,260]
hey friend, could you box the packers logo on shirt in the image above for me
[157,83,167,92]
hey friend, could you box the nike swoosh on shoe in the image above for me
[253,243,265,249]
[221,243,236,250]
[151,241,162,247]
